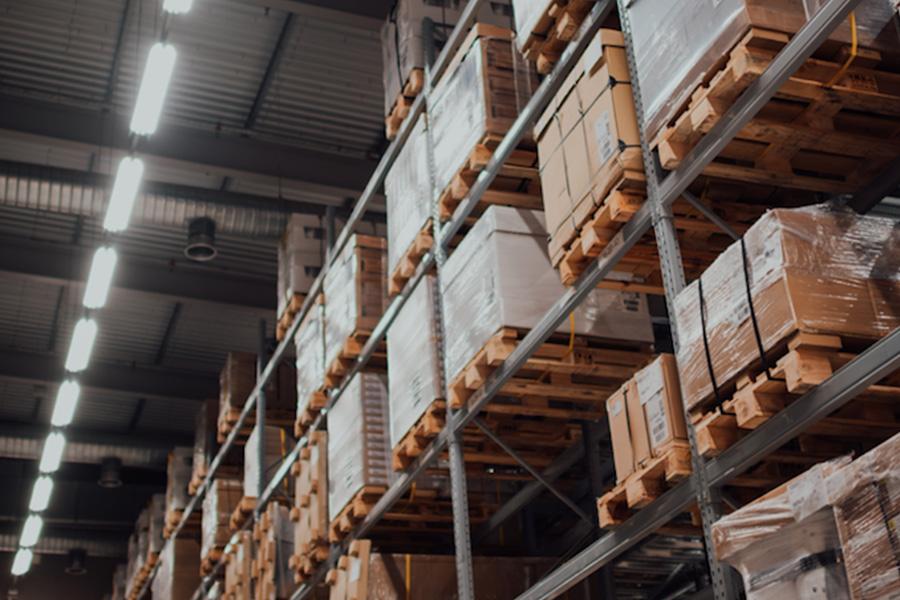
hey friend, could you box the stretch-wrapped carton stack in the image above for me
[323,235,387,373]
[190,399,218,494]
[254,503,296,600]
[387,275,443,449]
[124,508,150,598]
[292,431,329,575]
[147,493,165,557]
[166,447,193,517]
[327,373,392,523]
[294,297,326,424]
[441,205,654,383]
[534,28,643,265]
[277,215,322,317]
[244,425,293,499]
[673,205,900,411]
[624,0,900,141]
[201,478,243,561]
[219,352,297,431]
[151,537,201,600]
[380,0,511,115]
[224,531,253,600]
[607,354,687,483]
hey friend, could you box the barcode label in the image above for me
[594,111,615,164]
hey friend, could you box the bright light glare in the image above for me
[64,318,97,373]
[163,0,193,14]
[51,381,81,427]
[39,432,66,474]
[130,43,177,135]
[103,157,144,232]
[19,515,43,548]
[11,548,32,576]
[29,477,54,512]
[83,247,118,309]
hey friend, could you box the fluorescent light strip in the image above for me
[39,432,66,474]
[103,157,144,232]
[28,476,54,512]
[64,318,97,373]
[163,0,193,14]
[130,43,177,136]
[19,515,43,548]
[11,548,32,576]
[50,381,80,427]
[83,246,118,309]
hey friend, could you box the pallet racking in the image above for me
[134,0,900,598]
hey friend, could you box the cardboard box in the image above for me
[223,531,253,600]
[151,537,201,600]
[606,385,634,484]
[278,214,323,317]
[165,446,193,514]
[294,297,326,419]
[201,478,242,559]
[534,29,643,263]
[219,352,297,425]
[244,425,294,498]
[674,205,900,411]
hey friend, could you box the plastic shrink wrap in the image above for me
[429,24,536,205]
[673,205,900,411]
[380,0,512,114]
[219,352,297,424]
[826,432,900,599]
[294,431,329,564]
[191,398,217,491]
[295,297,325,419]
[257,503,296,599]
[151,537,201,600]
[277,214,322,317]
[201,478,242,559]
[224,531,253,600]
[166,446,192,515]
[327,373,392,522]
[385,113,432,278]
[441,205,654,382]
[624,0,900,141]
[323,235,387,371]
[148,493,165,556]
[387,275,443,448]
[244,425,293,498]
[713,458,853,599]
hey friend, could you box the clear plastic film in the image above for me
[323,235,387,370]
[151,537,201,600]
[243,425,293,498]
[385,113,431,277]
[166,446,193,514]
[224,531,253,600]
[295,300,325,416]
[511,0,549,51]
[268,504,297,598]
[277,214,322,317]
[387,274,443,448]
[826,432,900,599]
[441,205,654,382]
[625,0,900,140]
[674,204,900,410]
[713,457,853,600]
[327,372,392,522]
[201,478,242,559]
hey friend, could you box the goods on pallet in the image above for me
[218,352,297,442]
[151,537,202,600]
[534,28,645,279]
[125,508,151,599]
[235,425,294,530]
[429,24,540,220]
[164,447,194,537]
[289,431,329,584]
[253,503,296,600]
[327,373,392,541]
[380,0,511,138]
[512,0,596,73]
[384,114,433,295]
[322,235,387,389]
[386,275,442,456]
[201,478,243,574]
[294,296,326,434]
[224,531,253,600]
[674,205,900,414]
[190,398,218,495]
[277,215,322,340]
[442,205,654,386]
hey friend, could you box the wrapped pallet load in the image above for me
[201,478,242,571]
[164,447,193,532]
[277,215,322,338]
[244,424,293,499]
[190,398,218,494]
[218,352,297,441]
[512,0,597,72]
[674,204,900,412]
[294,296,326,433]
[224,531,253,600]
[151,537,202,600]
[253,503,296,600]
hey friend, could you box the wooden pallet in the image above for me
[328,485,388,543]
[388,219,434,296]
[200,548,224,577]
[216,407,296,444]
[691,332,900,459]
[276,293,306,342]
[597,441,693,527]
[162,507,200,539]
[323,329,387,390]
[125,552,160,600]
[229,496,256,532]
[520,0,597,74]
[392,400,447,471]
[289,431,330,584]
[385,68,425,140]
[652,27,900,194]
[293,389,328,438]
[326,540,372,600]
[436,132,542,222]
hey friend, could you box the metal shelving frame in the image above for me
[135,0,900,597]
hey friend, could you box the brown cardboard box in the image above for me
[606,384,634,484]
[151,537,201,600]
[533,29,643,264]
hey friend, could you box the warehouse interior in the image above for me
[0,0,898,599]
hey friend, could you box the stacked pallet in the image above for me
[293,296,327,436]
[277,215,322,341]
[124,506,151,599]
[202,477,243,575]
[232,425,295,532]
[151,537,202,600]
[624,0,900,195]
[513,0,598,74]
[223,531,253,600]
[288,431,329,584]
[218,352,297,443]
[429,24,541,222]
[713,432,900,599]
[252,502,295,600]
[674,206,900,477]
[322,235,387,391]
[190,399,217,495]
[164,447,197,538]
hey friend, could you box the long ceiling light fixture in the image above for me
[12,1,192,578]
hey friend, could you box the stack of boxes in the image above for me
[164,447,193,536]
[294,297,326,434]
[201,478,243,569]
[252,503,296,600]
[277,215,322,339]
[151,537,202,600]
[290,431,329,583]
[218,352,297,442]
[223,532,253,600]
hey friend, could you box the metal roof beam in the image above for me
[0,424,191,454]
[241,0,390,25]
